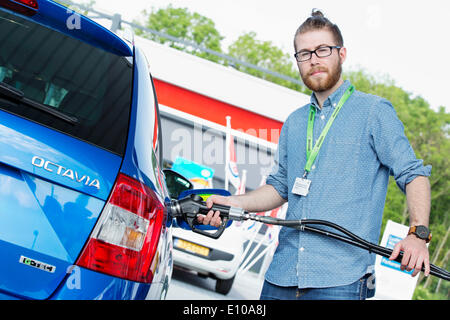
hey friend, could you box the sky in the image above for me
[86,0,450,112]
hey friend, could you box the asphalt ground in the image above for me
[166,267,264,300]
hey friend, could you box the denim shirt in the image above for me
[265,80,431,289]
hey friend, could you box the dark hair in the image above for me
[294,9,344,48]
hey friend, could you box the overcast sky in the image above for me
[88,0,449,112]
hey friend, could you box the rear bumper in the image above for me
[0,266,162,300]
[49,266,165,300]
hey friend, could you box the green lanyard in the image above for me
[304,85,355,177]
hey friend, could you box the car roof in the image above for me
[0,0,132,56]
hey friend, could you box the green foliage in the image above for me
[413,284,449,300]
[227,32,309,94]
[136,5,224,63]
[135,6,310,94]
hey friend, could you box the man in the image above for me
[197,10,432,300]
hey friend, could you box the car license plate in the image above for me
[174,238,210,257]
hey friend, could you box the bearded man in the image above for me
[198,9,432,300]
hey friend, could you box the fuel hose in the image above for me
[252,215,449,281]
[170,194,450,281]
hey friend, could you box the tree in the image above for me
[227,31,309,94]
[136,5,224,63]
[135,7,309,94]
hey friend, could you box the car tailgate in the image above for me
[0,111,122,299]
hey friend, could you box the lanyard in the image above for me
[304,85,355,176]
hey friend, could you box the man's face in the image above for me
[294,29,346,92]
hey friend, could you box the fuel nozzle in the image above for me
[169,194,248,239]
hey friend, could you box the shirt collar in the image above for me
[310,80,352,110]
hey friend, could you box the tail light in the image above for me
[13,0,37,8]
[76,173,166,283]
[0,0,39,16]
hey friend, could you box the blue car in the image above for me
[0,0,186,300]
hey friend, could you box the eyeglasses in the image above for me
[294,46,341,62]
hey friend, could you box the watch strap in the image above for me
[408,225,432,243]
[408,226,417,235]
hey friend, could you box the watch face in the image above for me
[416,226,429,239]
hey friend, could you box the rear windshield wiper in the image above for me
[0,81,79,125]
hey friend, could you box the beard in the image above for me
[300,58,342,93]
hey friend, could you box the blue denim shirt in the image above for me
[265,80,431,289]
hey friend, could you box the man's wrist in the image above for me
[407,225,432,243]
[406,233,427,243]
[228,195,245,209]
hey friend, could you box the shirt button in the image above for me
[312,165,316,170]
[333,103,337,107]
[300,247,305,252]
[320,115,325,120]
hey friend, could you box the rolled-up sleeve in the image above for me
[369,99,431,193]
[266,119,289,200]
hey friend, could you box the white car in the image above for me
[172,222,245,294]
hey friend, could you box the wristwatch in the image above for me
[408,225,432,243]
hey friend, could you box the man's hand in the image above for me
[196,185,286,228]
[389,234,430,277]
[196,195,239,228]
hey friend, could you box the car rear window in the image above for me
[0,10,132,155]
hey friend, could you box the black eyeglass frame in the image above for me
[294,45,342,62]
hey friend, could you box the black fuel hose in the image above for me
[248,215,450,281]
[170,195,450,281]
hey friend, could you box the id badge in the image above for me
[292,177,311,196]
